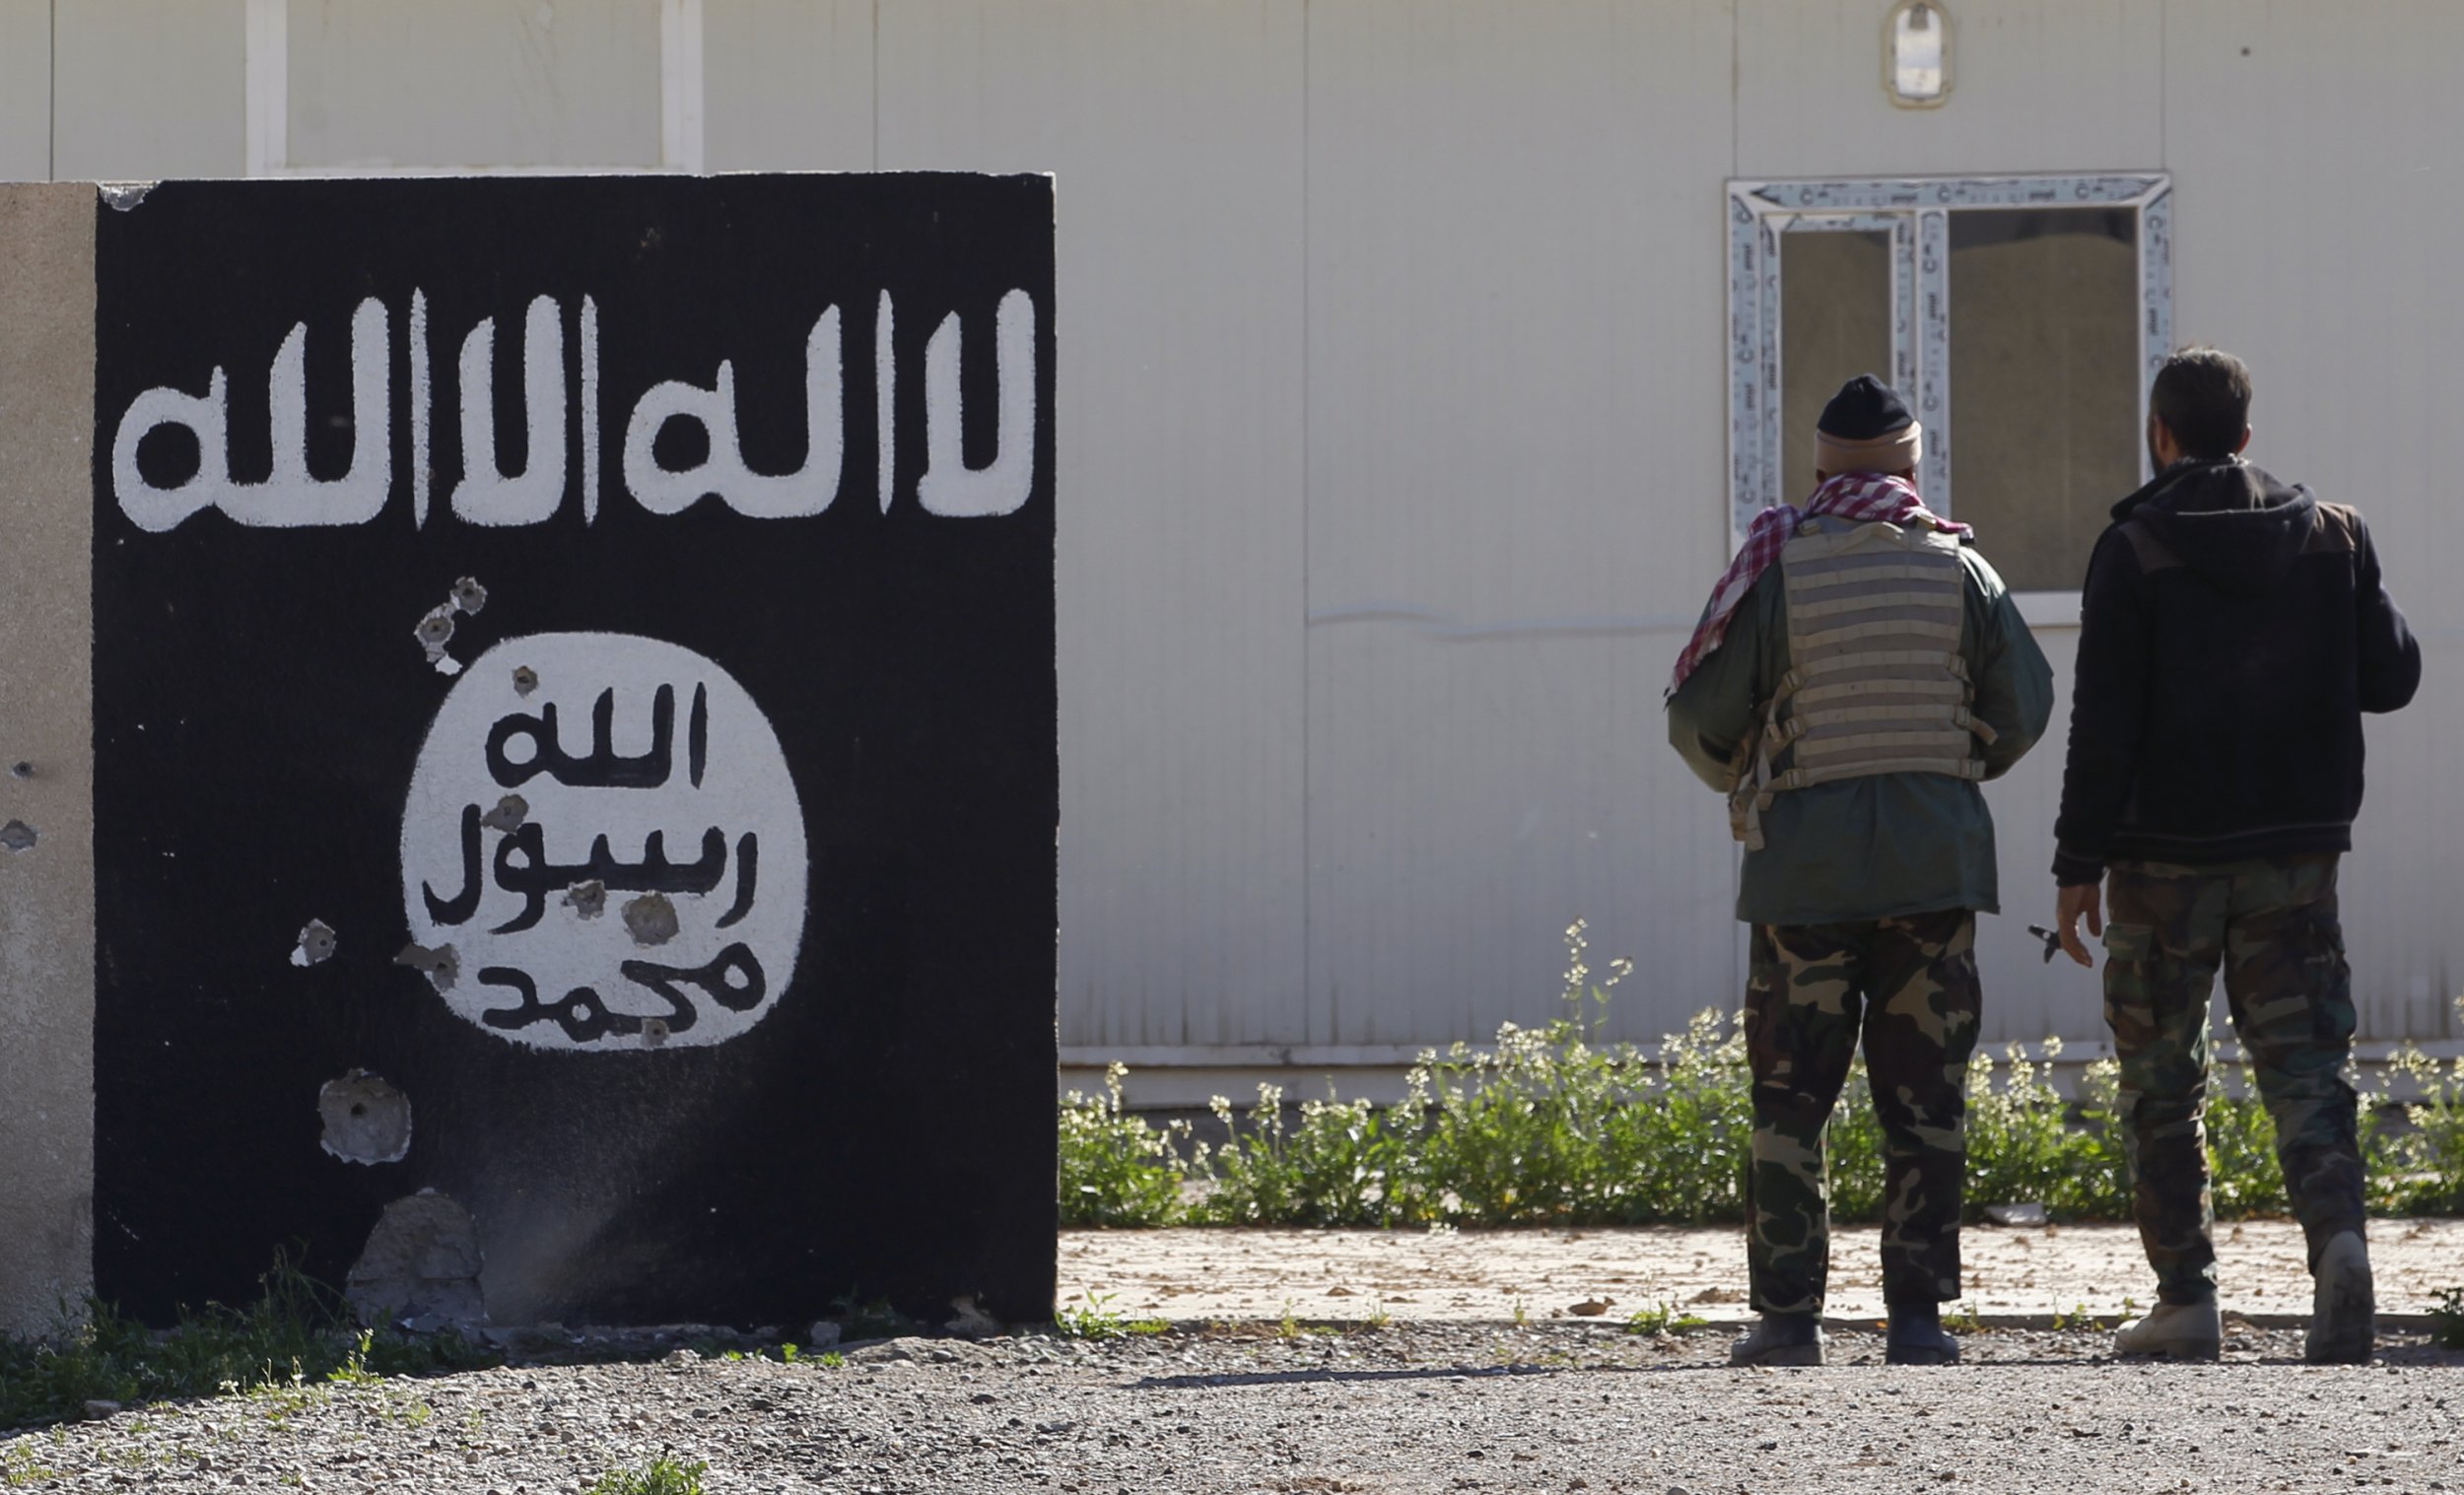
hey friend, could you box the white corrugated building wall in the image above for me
[5,0,2459,1105]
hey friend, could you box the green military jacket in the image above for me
[1666,517,2055,926]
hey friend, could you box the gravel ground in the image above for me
[7,1321,2461,1494]
[1059,1220,2464,1325]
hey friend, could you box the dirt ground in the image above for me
[1060,1217,2464,1325]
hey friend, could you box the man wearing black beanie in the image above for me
[2050,348,2420,1364]
[1670,374,2053,1367]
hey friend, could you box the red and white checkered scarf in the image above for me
[1667,472,1969,696]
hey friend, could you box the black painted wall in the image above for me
[90,174,1058,1327]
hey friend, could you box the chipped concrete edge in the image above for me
[0,182,98,1335]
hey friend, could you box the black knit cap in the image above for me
[1817,374,1916,440]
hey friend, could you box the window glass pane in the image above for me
[1780,229,1892,505]
[1948,208,2139,591]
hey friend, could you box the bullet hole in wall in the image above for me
[291,918,337,967]
[414,577,490,677]
[622,891,679,946]
[317,1070,411,1165]
[393,940,460,991]
[478,793,529,833]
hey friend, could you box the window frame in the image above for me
[1725,172,2173,615]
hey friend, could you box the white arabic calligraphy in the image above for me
[109,289,1039,530]
[112,297,392,533]
[622,306,844,519]
[450,295,567,526]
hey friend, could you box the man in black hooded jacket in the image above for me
[2051,348,2420,1366]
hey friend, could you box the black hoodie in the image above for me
[2051,457,2421,884]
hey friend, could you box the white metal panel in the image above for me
[52,0,246,181]
[1736,0,2162,179]
[876,1,1311,1048]
[1304,0,1740,1046]
[1972,622,2090,1046]
[703,0,872,171]
[1305,627,1743,1046]
[2164,0,2464,1048]
[0,1,47,182]
[284,0,663,170]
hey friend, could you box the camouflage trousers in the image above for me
[2102,855,2364,1305]
[1744,910,1982,1315]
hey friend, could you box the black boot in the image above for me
[1884,1300,1959,1366]
[1729,1311,1824,1367]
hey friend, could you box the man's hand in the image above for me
[2056,882,2103,968]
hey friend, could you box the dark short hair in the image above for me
[2151,347,2253,459]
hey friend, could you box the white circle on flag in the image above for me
[399,632,807,1051]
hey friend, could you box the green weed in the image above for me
[1622,1301,1708,1335]
[2370,1006,2464,1215]
[249,1363,321,1428]
[2430,1287,2464,1351]
[1058,1063,1198,1227]
[1057,924,2464,1232]
[585,1456,709,1495]
[0,1252,497,1431]
[324,1329,382,1388]
[1054,1291,1168,1341]
[1,1443,58,1487]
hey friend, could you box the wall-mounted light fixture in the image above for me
[1885,1,1953,108]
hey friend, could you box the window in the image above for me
[1727,174,2172,600]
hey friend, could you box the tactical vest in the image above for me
[1727,517,1998,849]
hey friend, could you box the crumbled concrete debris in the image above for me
[946,1296,1004,1338]
[479,793,530,832]
[563,878,606,918]
[291,918,338,968]
[318,1070,412,1165]
[622,891,680,946]
[393,940,461,992]
[0,819,36,851]
[346,1191,485,1328]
